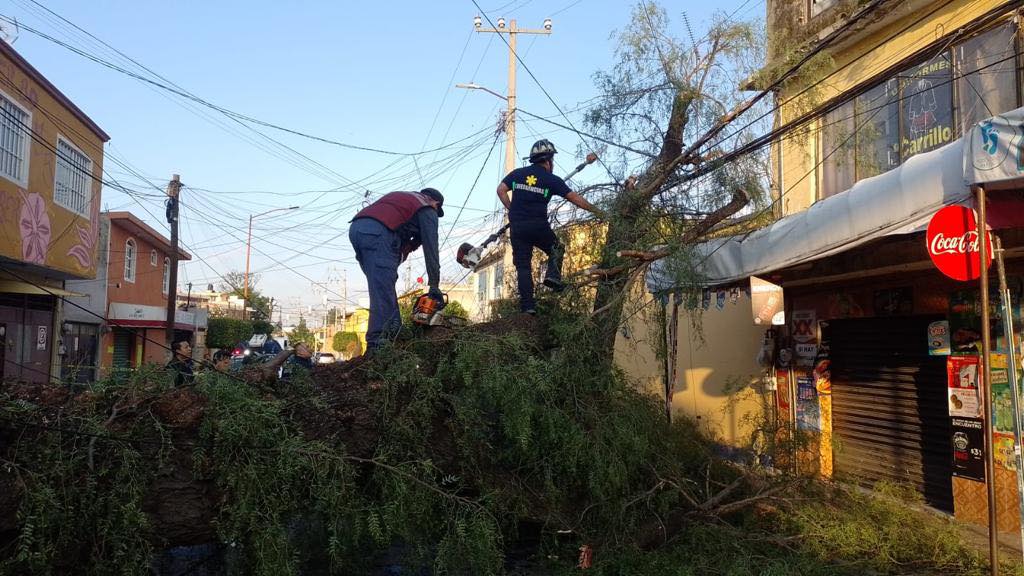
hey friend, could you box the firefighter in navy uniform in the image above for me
[349,188,445,350]
[496,139,603,314]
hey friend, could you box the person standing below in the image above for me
[211,350,232,373]
[497,139,603,314]
[166,339,195,386]
[349,188,445,350]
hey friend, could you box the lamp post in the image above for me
[244,206,299,319]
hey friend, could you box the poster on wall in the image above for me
[989,354,1020,434]
[796,376,821,432]
[927,320,951,356]
[994,433,1016,471]
[947,355,982,418]
[750,276,785,326]
[951,417,986,481]
[795,343,818,367]
[791,310,816,343]
[776,369,791,413]
[949,290,982,355]
[814,324,831,396]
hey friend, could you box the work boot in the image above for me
[543,277,565,292]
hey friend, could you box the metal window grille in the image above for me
[492,263,503,299]
[0,96,28,184]
[54,139,92,216]
[124,239,136,282]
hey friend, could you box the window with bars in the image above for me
[162,257,170,294]
[492,263,503,299]
[477,269,489,303]
[124,238,136,283]
[54,138,92,217]
[0,93,29,186]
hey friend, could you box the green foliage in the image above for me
[289,316,315,347]
[194,374,364,575]
[0,375,164,575]
[207,317,272,349]
[332,330,361,355]
[2,303,1017,575]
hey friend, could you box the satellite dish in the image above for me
[0,18,20,45]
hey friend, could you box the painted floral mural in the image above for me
[18,190,50,265]
[67,201,98,270]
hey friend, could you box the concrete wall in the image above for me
[616,286,769,447]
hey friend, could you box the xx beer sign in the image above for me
[926,205,992,281]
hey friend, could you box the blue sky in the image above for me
[4,0,761,324]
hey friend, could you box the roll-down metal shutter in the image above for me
[824,316,952,512]
[112,330,132,370]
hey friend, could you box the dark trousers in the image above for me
[510,218,563,312]
[349,218,401,349]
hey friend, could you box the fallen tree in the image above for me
[0,309,1009,575]
[0,311,772,573]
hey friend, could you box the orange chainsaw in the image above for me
[411,292,467,327]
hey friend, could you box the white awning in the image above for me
[648,136,970,291]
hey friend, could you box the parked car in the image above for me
[315,352,337,365]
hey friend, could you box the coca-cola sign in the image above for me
[925,205,991,281]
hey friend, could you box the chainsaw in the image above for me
[456,152,599,270]
[411,292,467,327]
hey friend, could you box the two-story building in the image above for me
[643,0,1024,532]
[0,40,109,384]
[64,212,198,380]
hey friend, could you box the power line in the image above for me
[0,13,496,159]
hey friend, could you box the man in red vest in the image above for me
[349,188,445,350]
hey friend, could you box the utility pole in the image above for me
[164,174,182,354]
[473,16,552,298]
[474,15,552,173]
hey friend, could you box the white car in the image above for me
[315,352,337,364]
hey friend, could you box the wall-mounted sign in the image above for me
[928,320,951,356]
[796,376,820,432]
[791,310,816,343]
[951,417,986,481]
[750,276,784,326]
[947,355,982,418]
[926,205,992,281]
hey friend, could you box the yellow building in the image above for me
[669,0,1024,525]
[0,40,109,383]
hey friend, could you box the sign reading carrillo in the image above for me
[925,205,991,281]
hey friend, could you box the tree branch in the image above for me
[588,188,748,279]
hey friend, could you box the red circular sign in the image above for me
[926,206,992,281]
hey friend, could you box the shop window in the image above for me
[820,100,855,199]
[955,23,1018,135]
[124,238,136,283]
[162,257,170,294]
[899,52,954,160]
[855,79,900,179]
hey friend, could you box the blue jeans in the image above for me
[349,218,401,349]
[510,218,563,312]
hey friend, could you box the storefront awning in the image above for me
[108,302,197,331]
[647,135,971,291]
[0,279,83,297]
